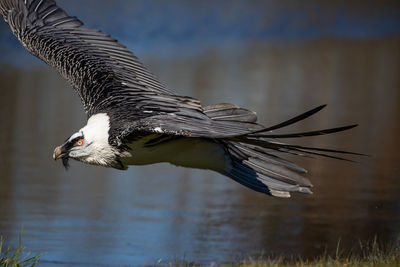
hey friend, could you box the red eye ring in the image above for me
[76,139,84,146]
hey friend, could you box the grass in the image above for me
[168,238,400,267]
[230,238,400,267]
[0,234,399,267]
[0,229,41,267]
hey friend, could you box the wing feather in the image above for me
[1,0,249,141]
[1,0,179,112]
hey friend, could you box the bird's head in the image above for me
[52,113,119,169]
[53,132,90,169]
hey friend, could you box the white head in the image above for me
[53,113,120,168]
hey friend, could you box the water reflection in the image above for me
[0,39,399,265]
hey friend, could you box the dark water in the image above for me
[0,1,400,266]
[2,0,400,64]
[0,39,399,266]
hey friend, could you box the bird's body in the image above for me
[123,135,229,171]
[1,0,361,198]
[74,113,230,171]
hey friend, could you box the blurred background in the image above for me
[0,0,399,265]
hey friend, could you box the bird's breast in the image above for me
[120,135,230,172]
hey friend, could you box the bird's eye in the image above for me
[76,139,84,146]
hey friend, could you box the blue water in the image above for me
[1,0,400,64]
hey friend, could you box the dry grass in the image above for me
[168,238,400,267]
[230,238,400,267]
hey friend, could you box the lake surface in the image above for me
[0,1,400,266]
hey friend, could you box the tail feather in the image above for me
[227,159,305,198]
[227,161,291,197]
[232,142,308,174]
[268,141,365,156]
[249,124,358,138]
[225,158,311,198]
[222,141,313,197]
[237,138,363,162]
[206,104,362,198]
[249,104,327,134]
[287,147,358,162]
[244,158,312,187]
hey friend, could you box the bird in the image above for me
[0,0,361,198]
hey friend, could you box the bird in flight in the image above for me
[0,0,361,198]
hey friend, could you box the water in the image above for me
[0,1,400,266]
[0,39,399,265]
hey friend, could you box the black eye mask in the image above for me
[60,135,84,170]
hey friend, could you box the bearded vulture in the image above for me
[0,0,361,198]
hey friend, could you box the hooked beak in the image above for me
[53,146,64,160]
[53,145,70,169]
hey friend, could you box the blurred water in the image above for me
[1,0,400,64]
[0,39,399,266]
[0,1,400,266]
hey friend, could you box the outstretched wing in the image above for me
[0,0,173,112]
[0,0,259,141]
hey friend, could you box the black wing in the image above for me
[0,0,173,110]
[0,0,257,142]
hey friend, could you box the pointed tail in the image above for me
[204,103,363,197]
